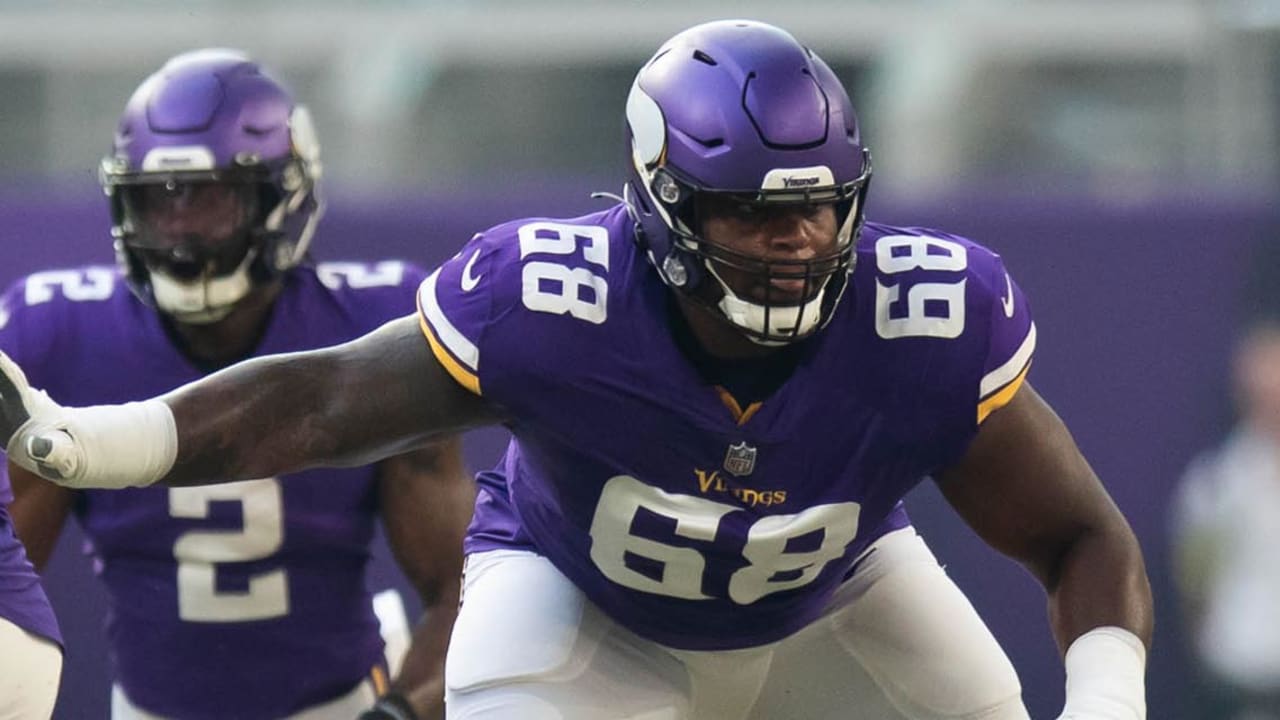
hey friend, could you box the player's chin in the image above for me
[750,282,814,306]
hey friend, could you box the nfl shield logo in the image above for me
[723,442,757,477]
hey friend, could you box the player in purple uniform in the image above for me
[0,21,1153,719]
[1,51,471,720]
[0,474,60,717]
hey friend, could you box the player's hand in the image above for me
[356,693,419,720]
[0,350,78,480]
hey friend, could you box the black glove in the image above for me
[0,351,33,450]
[357,692,419,720]
[0,350,80,482]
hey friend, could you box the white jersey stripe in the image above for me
[419,270,479,372]
[979,323,1036,399]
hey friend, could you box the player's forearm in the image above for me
[1044,522,1151,719]
[4,318,454,490]
[5,348,400,489]
[162,349,372,486]
[30,348,387,487]
[1045,520,1153,653]
[166,332,457,486]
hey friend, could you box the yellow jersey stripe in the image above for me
[715,387,744,420]
[714,387,764,426]
[977,362,1029,424]
[417,270,479,371]
[419,313,481,396]
[737,402,763,426]
[369,664,390,696]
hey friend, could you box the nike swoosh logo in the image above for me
[1001,272,1014,318]
[460,249,483,292]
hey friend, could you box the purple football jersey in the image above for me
[420,204,1035,651]
[0,261,424,718]
[0,504,59,647]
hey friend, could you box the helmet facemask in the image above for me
[103,50,324,324]
[635,157,871,346]
[111,175,270,324]
[620,20,874,346]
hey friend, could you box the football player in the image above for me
[0,474,59,716]
[1,50,471,720]
[0,22,1152,719]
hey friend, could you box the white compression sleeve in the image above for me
[1058,626,1147,720]
[7,400,178,489]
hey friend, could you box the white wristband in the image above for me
[8,400,178,489]
[1058,626,1146,720]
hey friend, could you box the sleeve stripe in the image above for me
[418,270,479,371]
[416,271,481,395]
[979,322,1036,399]
[420,313,481,395]
[977,363,1029,424]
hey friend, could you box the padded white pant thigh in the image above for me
[445,550,690,720]
[445,534,1027,720]
[749,616,909,719]
[826,529,1029,720]
[0,617,61,720]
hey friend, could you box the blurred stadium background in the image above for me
[2,1,1278,717]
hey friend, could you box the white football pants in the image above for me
[0,617,62,720]
[445,528,1029,719]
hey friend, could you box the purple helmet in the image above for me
[101,49,323,323]
[623,20,871,344]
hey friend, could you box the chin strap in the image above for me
[704,261,827,345]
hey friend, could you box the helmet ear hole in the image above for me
[652,170,682,206]
[661,252,702,289]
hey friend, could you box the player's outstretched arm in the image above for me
[360,436,473,720]
[0,315,503,489]
[936,382,1152,719]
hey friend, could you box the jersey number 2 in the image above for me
[170,478,288,622]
